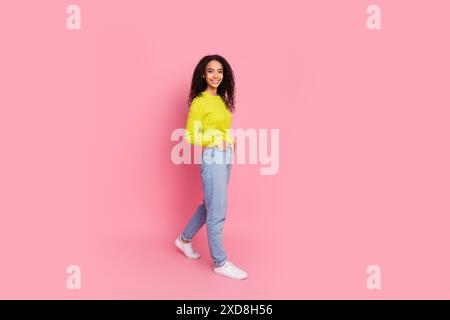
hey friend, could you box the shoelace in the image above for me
[221,262,234,269]
[227,263,243,272]
[183,242,196,255]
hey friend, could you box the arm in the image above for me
[184,99,215,147]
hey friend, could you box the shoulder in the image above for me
[190,95,206,110]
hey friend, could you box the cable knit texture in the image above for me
[184,91,234,147]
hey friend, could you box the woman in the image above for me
[174,55,248,280]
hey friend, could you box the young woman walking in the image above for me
[175,55,247,280]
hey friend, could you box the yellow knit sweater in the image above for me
[184,91,234,147]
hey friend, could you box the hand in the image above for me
[217,140,235,151]
[216,140,228,151]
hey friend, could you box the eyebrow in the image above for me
[207,68,223,71]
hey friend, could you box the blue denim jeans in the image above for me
[181,145,234,267]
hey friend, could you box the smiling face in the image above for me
[204,60,223,90]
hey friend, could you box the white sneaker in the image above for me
[214,261,248,280]
[175,236,200,259]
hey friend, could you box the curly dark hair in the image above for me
[187,54,236,113]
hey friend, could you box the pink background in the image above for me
[1,0,449,299]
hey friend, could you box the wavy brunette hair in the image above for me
[187,55,236,113]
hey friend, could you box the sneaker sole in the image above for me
[213,269,248,280]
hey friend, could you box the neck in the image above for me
[204,88,218,96]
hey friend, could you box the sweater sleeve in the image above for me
[184,99,215,147]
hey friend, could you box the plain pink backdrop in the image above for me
[0,0,449,299]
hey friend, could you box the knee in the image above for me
[207,214,226,231]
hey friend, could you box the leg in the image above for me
[202,148,231,268]
[179,145,232,242]
[181,200,207,241]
